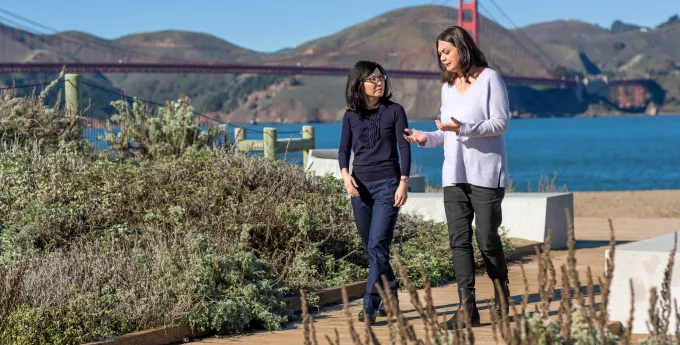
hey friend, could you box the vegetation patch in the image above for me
[0,81,511,344]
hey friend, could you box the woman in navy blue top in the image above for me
[338,60,411,324]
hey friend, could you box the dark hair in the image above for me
[436,26,489,85]
[345,60,392,112]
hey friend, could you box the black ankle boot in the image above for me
[358,306,377,324]
[493,279,511,319]
[377,296,398,317]
[440,287,481,330]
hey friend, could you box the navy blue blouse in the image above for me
[338,101,411,182]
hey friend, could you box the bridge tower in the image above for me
[458,0,479,43]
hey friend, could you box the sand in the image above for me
[574,189,680,218]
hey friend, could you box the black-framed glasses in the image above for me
[364,75,386,84]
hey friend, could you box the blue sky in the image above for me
[2,0,677,52]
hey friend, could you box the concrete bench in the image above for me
[400,192,573,249]
[305,149,425,192]
[607,232,680,334]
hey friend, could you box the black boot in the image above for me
[493,279,511,319]
[377,296,399,316]
[358,306,377,324]
[440,287,481,330]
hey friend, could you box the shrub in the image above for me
[0,232,290,344]
[0,70,88,153]
[101,96,227,161]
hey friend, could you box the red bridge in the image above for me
[0,62,582,88]
[0,0,663,113]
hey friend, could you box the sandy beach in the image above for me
[574,189,680,218]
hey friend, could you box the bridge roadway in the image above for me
[0,62,651,88]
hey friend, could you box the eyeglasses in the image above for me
[364,75,386,84]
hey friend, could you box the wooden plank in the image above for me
[276,138,313,153]
[83,324,208,345]
[235,139,264,152]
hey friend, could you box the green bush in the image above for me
[0,71,88,153]
[101,96,227,161]
[0,232,289,344]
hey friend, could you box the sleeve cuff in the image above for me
[417,133,430,147]
[458,122,470,136]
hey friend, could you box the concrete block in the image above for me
[305,149,348,179]
[400,192,573,249]
[607,232,680,334]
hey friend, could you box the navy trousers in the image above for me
[350,175,400,310]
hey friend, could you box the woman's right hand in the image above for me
[403,128,427,144]
[342,172,360,197]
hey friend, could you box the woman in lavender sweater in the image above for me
[403,26,511,329]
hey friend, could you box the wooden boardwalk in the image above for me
[187,217,680,345]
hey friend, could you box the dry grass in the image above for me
[0,260,26,336]
[300,210,680,345]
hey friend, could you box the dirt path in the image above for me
[574,190,680,218]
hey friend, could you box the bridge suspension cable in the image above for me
[482,0,561,70]
[76,77,302,134]
[0,79,62,90]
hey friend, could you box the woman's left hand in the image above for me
[435,117,462,133]
[394,183,408,207]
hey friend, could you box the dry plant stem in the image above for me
[0,261,27,335]
[393,251,426,342]
[674,299,680,345]
[660,232,677,337]
[384,253,417,345]
[325,329,342,345]
[647,288,660,339]
[488,298,499,345]
[493,279,515,345]
[601,219,616,333]
[621,279,635,345]
[538,229,557,319]
[375,280,397,345]
[302,290,312,345]
[418,262,442,345]
[646,232,677,342]
[341,285,364,345]
[301,289,319,345]
[585,268,598,338]
[565,208,584,308]
[560,264,573,341]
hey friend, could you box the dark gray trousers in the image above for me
[443,183,508,290]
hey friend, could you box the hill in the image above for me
[518,14,680,112]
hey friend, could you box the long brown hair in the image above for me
[436,26,489,85]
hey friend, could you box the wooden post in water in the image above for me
[65,73,81,114]
[302,125,315,168]
[263,127,277,161]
